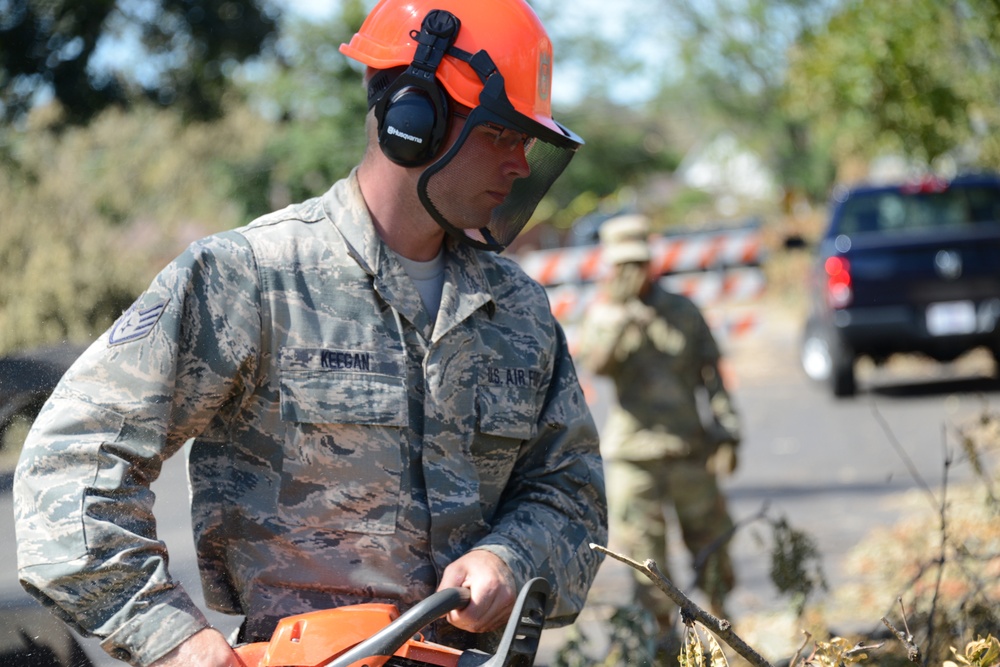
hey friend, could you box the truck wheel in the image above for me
[801,319,855,396]
[830,340,856,398]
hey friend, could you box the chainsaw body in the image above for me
[234,578,549,667]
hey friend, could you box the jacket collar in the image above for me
[323,169,496,342]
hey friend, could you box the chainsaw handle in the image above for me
[458,577,550,667]
[322,587,471,667]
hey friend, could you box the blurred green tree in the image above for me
[655,0,840,202]
[785,0,1000,171]
[231,0,369,216]
[0,0,280,125]
[0,103,271,354]
[543,97,681,230]
[0,0,367,353]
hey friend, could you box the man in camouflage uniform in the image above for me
[577,214,741,631]
[13,2,607,666]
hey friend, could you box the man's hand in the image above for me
[437,550,517,633]
[149,628,243,667]
[607,262,649,303]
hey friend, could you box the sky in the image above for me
[281,0,339,21]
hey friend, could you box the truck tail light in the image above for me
[825,256,853,308]
[900,176,948,194]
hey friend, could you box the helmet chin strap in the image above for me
[434,48,518,245]
[446,43,499,84]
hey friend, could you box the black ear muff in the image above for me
[371,9,461,167]
[375,80,449,167]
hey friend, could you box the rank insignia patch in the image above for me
[109,299,168,346]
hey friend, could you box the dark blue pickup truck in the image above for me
[800,173,1000,397]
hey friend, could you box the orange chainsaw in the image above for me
[233,578,550,667]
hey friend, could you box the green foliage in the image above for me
[531,0,659,104]
[0,0,122,124]
[136,0,280,120]
[657,186,717,229]
[653,0,839,201]
[0,0,279,125]
[0,103,271,354]
[543,97,680,230]
[945,635,1000,667]
[785,0,1000,170]
[769,517,828,617]
[233,2,369,215]
[679,624,729,667]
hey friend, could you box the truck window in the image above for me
[836,186,1000,235]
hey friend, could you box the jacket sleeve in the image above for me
[576,297,658,378]
[13,231,262,667]
[688,300,742,448]
[473,321,608,626]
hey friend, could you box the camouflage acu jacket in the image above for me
[14,171,606,666]
[577,284,741,461]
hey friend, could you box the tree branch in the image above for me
[924,426,953,667]
[882,598,921,664]
[788,630,812,667]
[869,400,938,511]
[590,543,774,667]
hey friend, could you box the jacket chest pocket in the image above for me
[277,347,407,535]
[472,381,539,521]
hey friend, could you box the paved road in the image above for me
[1,299,997,665]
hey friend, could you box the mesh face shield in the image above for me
[418,67,583,252]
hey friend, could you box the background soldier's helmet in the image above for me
[599,214,653,265]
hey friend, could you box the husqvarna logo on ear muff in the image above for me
[538,52,551,101]
[387,125,423,144]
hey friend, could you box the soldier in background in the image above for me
[13,2,606,665]
[577,213,741,636]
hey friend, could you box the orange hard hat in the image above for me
[339,0,560,134]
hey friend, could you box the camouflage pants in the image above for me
[606,456,735,622]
